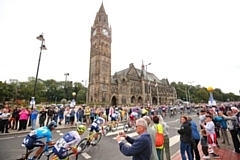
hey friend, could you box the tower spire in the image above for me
[99,1,106,13]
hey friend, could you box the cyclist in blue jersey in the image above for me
[89,115,106,144]
[19,121,57,160]
[50,125,86,160]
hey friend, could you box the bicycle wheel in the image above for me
[123,123,129,133]
[103,125,110,136]
[111,122,118,132]
[91,133,102,146]
[77,138,88,152]
[37,146,54,160]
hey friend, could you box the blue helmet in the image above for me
[48,121,57,129]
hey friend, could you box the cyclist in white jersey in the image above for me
[50,125,86,160]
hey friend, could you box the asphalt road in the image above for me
[0,111,199,160]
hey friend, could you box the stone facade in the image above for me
[87,3,177,106]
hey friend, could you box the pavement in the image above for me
[172,136,240,160]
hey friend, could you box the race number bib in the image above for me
[55,138,67,151]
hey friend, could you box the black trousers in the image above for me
[0,120,3,133]
[19,120,27,130]
[15,118,19,130]
[202,146,209,156]
[191,139,200,160]
[230,130,240,153]
[2,119,9,133]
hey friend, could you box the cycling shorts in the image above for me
[90,123,100,132]
[52,146,68,159]
[22,135,44,150]
[130,114,134,121]
[111,117,117,121]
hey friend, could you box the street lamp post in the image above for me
[145,63,151,104]
[29,33,46,126]
[187,81,194,103]
[64,73,69,98]
[33,33,47,104]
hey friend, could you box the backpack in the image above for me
[154,124,164,147]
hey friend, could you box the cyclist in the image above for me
[169,107,174,117]
[50,125,86,160]
[111,110,120,128]
[89,115,106,144]
[128,110,138,128]
[19,121,57,160]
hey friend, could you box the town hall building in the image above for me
[87,3,177,106]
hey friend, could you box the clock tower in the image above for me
[87,3,112,104]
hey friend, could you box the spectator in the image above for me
[1,108,11,133]
[105,106,110,121]
[53,107,60,125]
[152,115,164,160]
[30,106,38,130]
[39,107,47,127]
[214,111,230,145]
[143,116,158,160]
[159,115,171,160]
[15,107,21,130]
[90,107,95,123]
[178,115,192,160]
[65,107,71,126]
[46,105,54,125]
[70,107,75,125]
[115,118,152,160]
[58,106,65,125]
[0,108,2,133]
[10,105,17,129]
[18,106,29,131]
[200,129,210,159]
[84,106,90,125]
[77,106,84,124]
[220,110,240,154]
[95,107,100,119]
[188,117,200,160]
[201,115,220,158]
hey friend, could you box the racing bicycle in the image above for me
[103,121,118,136]
[77,130,102,152]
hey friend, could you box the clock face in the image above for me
[102,29,108,36]
[93,29,96,36]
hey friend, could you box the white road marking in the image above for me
[56,130,61,133]
[81,152,91,159]
[17,135,26,137]
[169,135,180,146]
[0,137,14,140]
[59,133,64,136]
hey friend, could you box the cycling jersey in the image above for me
[52,131,81,159]
[131,112,138,118]
[22,126,52,150]
[90,117,105,132]
[111,112,119,121]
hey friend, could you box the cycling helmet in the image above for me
[48,121,57,129]
[102,115,107,119]
[77,125,86,133]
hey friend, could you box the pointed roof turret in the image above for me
[99,2,106,13]
[93,2,109,26]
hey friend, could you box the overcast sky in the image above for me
[0,0,240,95]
